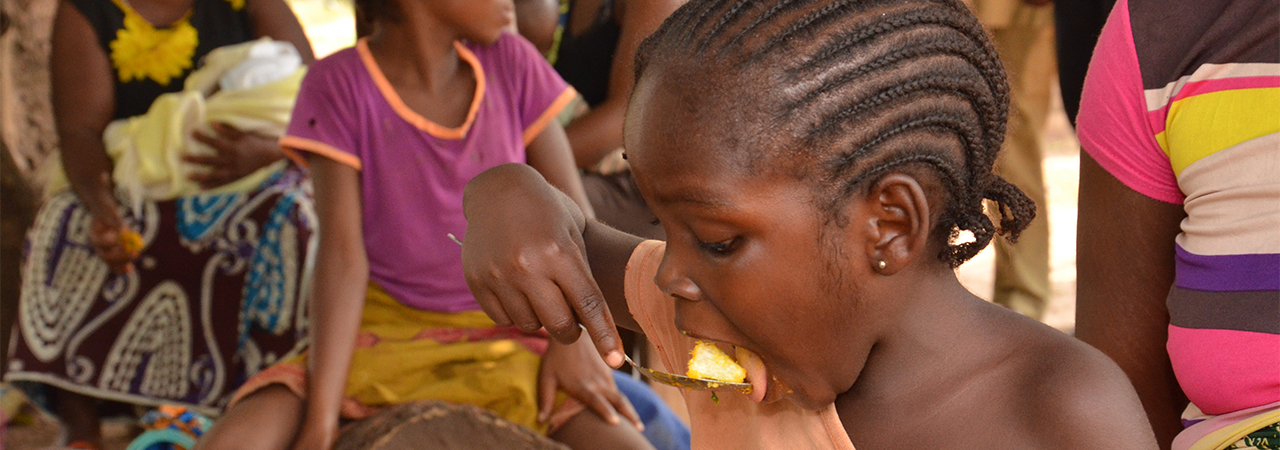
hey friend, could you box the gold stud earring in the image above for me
[875,260,887,272]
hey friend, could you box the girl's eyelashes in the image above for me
[651,217,661,226]
[697,237,739,256]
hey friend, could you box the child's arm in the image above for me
[462,163,643,368]
[293,155,369,450]
[524,119,597,220]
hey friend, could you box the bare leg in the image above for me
[51,387,102,447]
[550,410,655,450]
[194,385,305,450]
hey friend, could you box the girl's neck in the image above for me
[836,269,1019,415]
[366,16,464,95]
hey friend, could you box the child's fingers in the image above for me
[470,285,514,328]
[554,257,623,368]
[537,370,558,424]
[490,282,543,334]
[524,277,583,344]
[606,386,644,431]
[579,385,621,426]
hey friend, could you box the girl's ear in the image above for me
[858,173,932,275]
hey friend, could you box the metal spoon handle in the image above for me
[623,353,753,394]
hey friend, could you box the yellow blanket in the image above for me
[45,38,305,209]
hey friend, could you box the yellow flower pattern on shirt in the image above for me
[108,0,198,86]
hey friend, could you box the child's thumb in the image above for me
[537,376,557,423]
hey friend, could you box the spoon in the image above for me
[448,234,752,394]
[623,353,753,394]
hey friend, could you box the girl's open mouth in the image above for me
[698,340,769,402]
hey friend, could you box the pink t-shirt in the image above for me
[282,34,577,312]
[1076,0,1279,418]
[626,240,856,450]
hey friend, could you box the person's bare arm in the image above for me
[245,0,315,63]
[292,155,368,450]
[462,164,644,368]
[526,120,596,219]
[563,0,681,168]
[51,1,138,272]
[1076,152,1187,449]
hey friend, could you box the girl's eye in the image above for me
[697,238,738,256]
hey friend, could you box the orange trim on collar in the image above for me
[357,38,486,139]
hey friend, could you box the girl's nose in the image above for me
[655,250,702,302]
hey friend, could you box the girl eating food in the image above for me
[460,0,1159,447]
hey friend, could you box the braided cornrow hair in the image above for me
[633,0,1035,267]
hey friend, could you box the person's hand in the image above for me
[187,123,283,189]
[462,164,626,368]
[290,417,338,450]
[538,337,643,430]
[87,205,136,274]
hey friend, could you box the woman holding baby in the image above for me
[3,0,314,446]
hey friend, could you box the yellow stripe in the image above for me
[1186,408,1280,450]
[1166,87,1280,176]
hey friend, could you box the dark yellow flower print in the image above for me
[108,0,199,85]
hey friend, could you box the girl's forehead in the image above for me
[626,68,788,173]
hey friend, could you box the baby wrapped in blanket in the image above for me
[45,38,306,210]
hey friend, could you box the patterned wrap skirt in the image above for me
[4,165,315,416]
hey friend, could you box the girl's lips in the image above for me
[735,346,768,402]
[681,331,769,402]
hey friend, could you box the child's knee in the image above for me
[194,385,304,450]
[551,410,656,450]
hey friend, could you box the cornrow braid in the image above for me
[634,0,1035,267]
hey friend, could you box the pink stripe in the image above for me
[1077,0,1185,204]
[1148,109,1168,136]
[1167,325,1280,415]
[1145,76,1280,136]
[1173,76,1280,102]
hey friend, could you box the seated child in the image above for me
[195,1,660,449]
[458,0,1159,448]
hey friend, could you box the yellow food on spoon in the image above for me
[687,341,746,383]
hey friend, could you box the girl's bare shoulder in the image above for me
[1008,325,1159,449]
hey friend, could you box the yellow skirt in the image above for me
[228,283,579,433]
